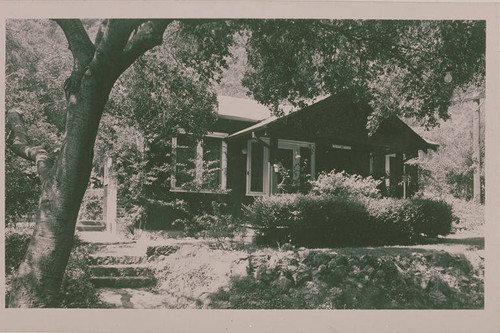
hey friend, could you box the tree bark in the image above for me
[7,19,171,307]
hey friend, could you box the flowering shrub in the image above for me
[310,170,382,198]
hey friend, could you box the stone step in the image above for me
[78,220,105,226]
[89,255,147,265]
[76,225,106,232]
[90,264,153,277]
[91,276,156,288]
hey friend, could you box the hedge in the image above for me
[244,194,454,247]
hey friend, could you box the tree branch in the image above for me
[120,19,173,71]
[89,19,146,77]
[52,19,95,102]
[7,108,52,178]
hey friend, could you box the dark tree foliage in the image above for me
[242,20,485,130]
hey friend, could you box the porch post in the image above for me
[269,136,279,195]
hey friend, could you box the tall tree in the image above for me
[6,19,484,307]
[6,19,234,307]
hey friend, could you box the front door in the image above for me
[246,138,315,196]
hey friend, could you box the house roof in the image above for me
[217,95,272,122]
[227,95,332,139]
[227,93,438,151]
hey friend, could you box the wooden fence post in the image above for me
[103,157,118,234]
[472,99,482,204]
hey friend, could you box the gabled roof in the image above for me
[227,95,332,139]
[226,93,438,151]
[217,95,271,122]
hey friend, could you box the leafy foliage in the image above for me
[246,194,371,247]
[59,239,104,308]
[78,188,103,221]
[5,20,70,222]
[5,229,32,276]
[412,96,485,201]
[5,18,485,229]
[245,192,454,247]
[5,150,40,224]
[209,249,483,309]
[242,20,485,130]
[310,170,382,198]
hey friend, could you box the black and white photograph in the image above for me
[1,1,499,332]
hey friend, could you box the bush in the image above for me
[180,201,243,242]
[78,188,103,221]
[411,198,454,237]
[364,198,420,244]
[365,197,454,240]
[5,232,104,308]
[245,194,372,247]
[183,213,241,239]
[310,170,382,198]
[209,249,483,309]
[244,193,455,247]
[5,230,32,275]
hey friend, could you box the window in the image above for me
[171,132,227,192]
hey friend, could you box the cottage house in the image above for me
[94,91,437,232]
[170,91,436,200]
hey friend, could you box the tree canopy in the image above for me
[242,20,485,129]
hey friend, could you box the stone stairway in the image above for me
[88,243,156,289]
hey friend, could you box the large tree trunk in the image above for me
[7,19,171,307]
[8,76,113,307]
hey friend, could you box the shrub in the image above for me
[5,230,32,275]
[180,200,243,242]
[365,197,454,240]
[244,193,455,247]
[78,188,103,221]
[411,198,454,237]
[209,249,483,309]
[183,213,241,240]
[364,198,419,244]
[245,194,372,247]
[310,170,382,198]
